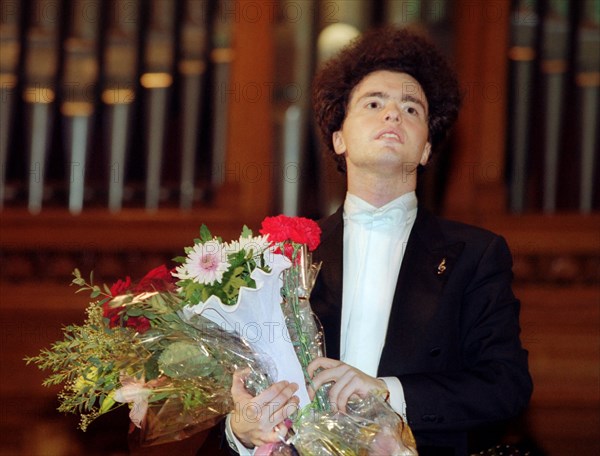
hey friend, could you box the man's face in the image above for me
[332,70,431,178]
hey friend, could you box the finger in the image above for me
[310,363,351,391]
[283,395,300,419]
[256,381,289,406]
[250,384,297,436]
[335,376,365,413]
[272,424,288,443]
[330,370,378,413]
[231,370,255,401]
[307,384,315,400]
[258,381,298,407]
[269,395,300,426]
[232,368,251,382]
[307,357,342,377]
[290,396,300,415]
[326,371,355,413]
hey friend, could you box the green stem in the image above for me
[283,259,329,412]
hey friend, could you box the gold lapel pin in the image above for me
[437,258,447,275]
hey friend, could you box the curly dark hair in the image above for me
[312,26,462,172]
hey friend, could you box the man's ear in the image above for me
[420,143,432,166]
[332,131,346,156]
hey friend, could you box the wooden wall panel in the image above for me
[446,0,511,217]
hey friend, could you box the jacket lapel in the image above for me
[378,208,465,376]
[313,206,344,359]
[313,206,465,368]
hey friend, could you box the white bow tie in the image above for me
[345,206,409,229]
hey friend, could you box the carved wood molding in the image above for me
[512,253,599,285]
[3,245,597,286]
[0,207,265,283]
[2,211,598,285]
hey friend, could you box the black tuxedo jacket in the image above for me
[311,206,532,456]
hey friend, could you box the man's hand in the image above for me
[230,369,300,448]
[307,357,388,413]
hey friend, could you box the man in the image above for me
[227,27,532,456]
[307,27,532,455]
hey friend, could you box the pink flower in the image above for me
[114,375,152,428]
[172,240,231,285]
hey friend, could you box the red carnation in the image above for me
[260,215,321,251]
[297,217,321,251]
[135,265,175,293]
[110,276,132,296]
[125,316,151,334]
[102,301,124,328]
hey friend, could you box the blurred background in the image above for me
[0,0,598,454]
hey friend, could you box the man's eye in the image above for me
[366,101,380,109]
[404,105,420,117]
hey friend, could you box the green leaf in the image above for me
[158,341,216,378]
[142,310,157,320]
[172,256,187,264]
[148,391,172,403]
[200,286,215,302]
[71,269,86,287]
[99,394,116,414]
[126,307,143,317]
[150,293,171,313]
[241,225,253,238]
[199,224,212,243]
[88,357,101,367]
[230,265,245,278]
[229,250,247,267]
[144,355,160,380]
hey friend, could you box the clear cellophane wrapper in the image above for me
[130,312,276,447]
[132,246,418,454]
[280,245,330,411]
[290,395,417,456]
[274,245,418,455]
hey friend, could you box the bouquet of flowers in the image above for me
[27,215,417,455]
[25,264,275,446]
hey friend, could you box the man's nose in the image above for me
[384,106,400,122]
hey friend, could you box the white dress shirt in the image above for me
[342,191,418,418]
[226,192,418,453]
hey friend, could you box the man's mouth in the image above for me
[376,130,404,143]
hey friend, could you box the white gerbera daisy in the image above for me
[173,240,231,285]
[226,234,271,258]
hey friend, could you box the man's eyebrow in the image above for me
[355,91,388,103]
[402,94,428,113]
[354,91,428,113]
